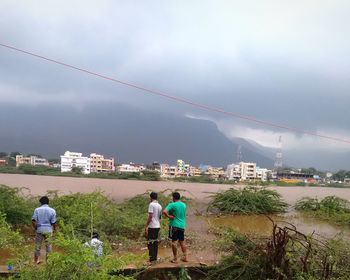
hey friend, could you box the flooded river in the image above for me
[1,174,350,205]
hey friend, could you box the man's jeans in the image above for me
[35,232,52,260]
[147,228,160,262]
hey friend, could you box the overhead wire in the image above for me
[0,42,350,145]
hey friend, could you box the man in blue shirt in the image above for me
[32,196,57,264]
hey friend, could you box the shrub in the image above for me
[16,233,136,280]
[0,212,24,250]
[0,185,35,225]
[207,225,350,280]
[295,196,350,226]
[208,187,288,214]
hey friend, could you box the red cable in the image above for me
[1,42,350,145]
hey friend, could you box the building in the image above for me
[148,162,161,172]
[206,167,226,179]
[226,163,241,180]
[276,171,313,183]
[189,166,202,177]
[175,160,191,177]
[256,167,270,181]
[16,155,49,167]
[240,162,256,180]
[90,153,115,173]
[226,162,257,181]
[60,151,91,174]
[0,159,7,167]
[160,164,177,178]
[118,163,145,173]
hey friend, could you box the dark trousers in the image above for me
[147,228,160,261]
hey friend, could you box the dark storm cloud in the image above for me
[1,0,350,168]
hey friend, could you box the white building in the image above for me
[226,162,257,180]
[256,167,269,181]
[118,163,145,173]
[60,151,91,174]
[226,163,241,180]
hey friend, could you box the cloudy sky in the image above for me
[1,0,350,169]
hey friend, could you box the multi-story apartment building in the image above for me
[90,153,115,173]
[226,163,241,180]
[60,151,91,174]
[189,166,202,177]
[240,162,256,180]
[176,160,191,177]
[226,162,257,180]
[16,155,49,167]
[160,164,177,178]
[206,167,226,179]
[256,167,269,181]
[177,160,185,172]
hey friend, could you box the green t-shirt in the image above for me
[165,201,187,229]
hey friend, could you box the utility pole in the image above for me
[236,145,242,163]
[274,135,283,170]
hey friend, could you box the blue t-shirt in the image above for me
[32,204,57,233]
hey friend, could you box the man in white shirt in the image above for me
[145,192,162,263]
[85,231,103,258]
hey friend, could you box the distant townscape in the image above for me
[0,151,349,185]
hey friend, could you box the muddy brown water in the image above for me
[1,174,350,266]
[1,173,350,204]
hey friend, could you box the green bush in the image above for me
[18,164,61,175]
[208,187,288,214]
[0,185,35,225]
[16,233,136,280]
[295,196,350,225]
[49,190,174,240]
[0,212,24,250]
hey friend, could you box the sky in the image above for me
[0,0,350,170]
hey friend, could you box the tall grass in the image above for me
[208,187,288,214]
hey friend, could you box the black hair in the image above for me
[150,192,158,200]
[172,192,180,200]
[92,231,99,239]
[39,196,49,205]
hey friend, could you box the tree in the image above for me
[0,152,8,158]
[9,152,21,158]
[71,167,83,174]
[332,170,350,182]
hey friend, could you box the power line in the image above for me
[1,42,350,145]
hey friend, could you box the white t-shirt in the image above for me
[148,201,162,228]
[85,238,103,257]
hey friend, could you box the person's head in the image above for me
[92,231,99,239]
[39,196,49,205]
[150,191,158,201]
[172,192,180,201]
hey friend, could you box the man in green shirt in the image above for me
[163,192,187,263]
